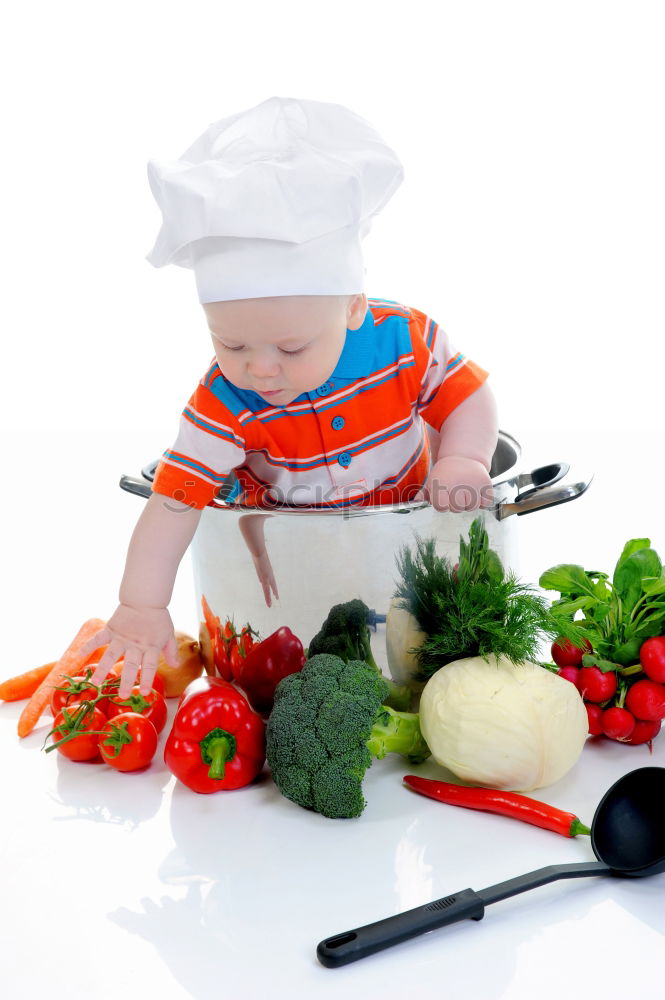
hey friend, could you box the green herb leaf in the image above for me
[610,637,643,666]
[642,577,665,597]
[581,653,620,673]
[395,520,588,677]
[550,596,596,616]
[539,564,597,597]
[614,549,662,612]
[613,538,651,580]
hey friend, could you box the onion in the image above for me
[156,631,205,697]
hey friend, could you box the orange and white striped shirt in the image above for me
[152,298,488,509]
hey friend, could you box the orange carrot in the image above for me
[17,618,106,738]
[0,646,107,704]
[0,662,57,702]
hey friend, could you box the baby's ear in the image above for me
[346,293,368,330]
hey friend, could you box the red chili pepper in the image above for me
[403,775,591,838]
[235,626,306,714]
[164,676,265,793]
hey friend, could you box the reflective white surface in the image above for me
[4,428,665,1000]
[2,698,665,1000]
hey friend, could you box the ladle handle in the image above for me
[317,860,612,968]
[317,888,485,968]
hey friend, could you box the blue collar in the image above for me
[329,306,377,379]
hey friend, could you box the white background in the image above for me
[2,0,664,654]
[1,3,664,998]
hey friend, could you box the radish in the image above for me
[576,666,617,704]
[639,637,665,684]
[601,706,636,741]
[585,702,603,736]
[551,638,592,668]
[625,679,665,721]
[623,719,661,746]
[557,666,580,685]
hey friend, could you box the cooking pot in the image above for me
[119,431,590,671]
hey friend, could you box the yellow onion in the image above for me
[156,631,205,697]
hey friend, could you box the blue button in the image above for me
[338,452,352,467]
[331,416,345,430]
[316,382,333,397]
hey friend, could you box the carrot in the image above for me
[0,646,108,705]
[17,618,106,738]
[0,662,57,702]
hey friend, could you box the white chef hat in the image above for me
[145,97,404,302]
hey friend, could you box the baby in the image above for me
[81,98,498,697]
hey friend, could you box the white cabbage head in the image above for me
[419,655,588,791]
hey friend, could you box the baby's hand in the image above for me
[420,456,494,512]
[251,551,280,608]
[80,604,178,697]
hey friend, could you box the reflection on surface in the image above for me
[393,821,433,910]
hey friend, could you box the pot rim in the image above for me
[205,429,522,517]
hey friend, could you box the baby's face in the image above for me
[203,294,367,406]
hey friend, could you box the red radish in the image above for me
[625,679,665,721]
[576,666,617,704]
[623,719,661,746]
[557,666,580,685]
[551,638,592,668]
[639,637,665,684]
[601,706,636,741]
[585,702,603,736]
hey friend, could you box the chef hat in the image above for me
[145,97,404,302]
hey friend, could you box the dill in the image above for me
[394,519,585,679]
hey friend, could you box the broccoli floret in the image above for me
[308,599,411,710]
[308,599,380,668]
[266,654,430,819]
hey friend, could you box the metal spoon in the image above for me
[317,766,665,968]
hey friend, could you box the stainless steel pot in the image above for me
[120,431,591,671]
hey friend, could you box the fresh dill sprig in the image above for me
[394,521,587,679]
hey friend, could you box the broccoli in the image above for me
[308,598,411,709]
[266,654,430,819]
[308,598,380,667]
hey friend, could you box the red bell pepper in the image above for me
[164,676,265,793]
[235,626,306,714]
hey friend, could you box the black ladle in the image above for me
[317,766,665,968]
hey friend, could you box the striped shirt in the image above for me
[152,298,488,509]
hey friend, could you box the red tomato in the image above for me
[106,686,168,734]
[576,666,617,703]
[98,712,158,771]
[639,637,665,684]
[551,638,592,667]
[50,668,119,717]
[129,668,166,696]
[51,704,107,761]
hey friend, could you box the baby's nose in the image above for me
[247,351,280,377]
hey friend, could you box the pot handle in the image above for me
[497,464,593,520]
[119,473,152,500]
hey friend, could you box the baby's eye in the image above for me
[220,343,245,352]
[279,345,308,356]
